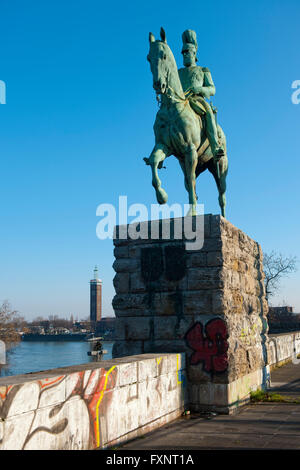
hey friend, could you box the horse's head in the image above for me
[147,28,173,95]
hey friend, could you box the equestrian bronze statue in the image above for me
[144,28,228,217]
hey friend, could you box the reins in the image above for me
[156,86,193,123]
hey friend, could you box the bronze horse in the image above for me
[144,29,228,217]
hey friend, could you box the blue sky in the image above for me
[0,0,299,320]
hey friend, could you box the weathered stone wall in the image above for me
[112,215,269,413]
[0,353,186,450]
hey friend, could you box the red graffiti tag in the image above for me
[185,319,229,373]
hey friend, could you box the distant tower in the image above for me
[90,266,102,323]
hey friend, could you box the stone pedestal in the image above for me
[112,215,270,413]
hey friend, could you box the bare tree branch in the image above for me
[0,300,22,343]
[263,251,298,301]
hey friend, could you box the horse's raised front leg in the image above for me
[144,144,168,205]
[184,144,198,215]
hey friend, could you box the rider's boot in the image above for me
[205,109,224,160]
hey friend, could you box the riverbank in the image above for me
[0,340,114,377]
[21,333,87,341]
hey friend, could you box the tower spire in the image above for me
[94,265,99,280]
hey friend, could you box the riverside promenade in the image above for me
[120,361,300,450]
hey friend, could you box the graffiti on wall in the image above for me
[240,319,262,345]
[185,318,229,374]
[0,355,185,450]
[0,366,117,450]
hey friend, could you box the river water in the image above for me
[0,341,114,377]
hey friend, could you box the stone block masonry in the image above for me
[112,214,270,413]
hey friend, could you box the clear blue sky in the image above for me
[1,0,299,320]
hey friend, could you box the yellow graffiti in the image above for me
[177,354,182,385]
[95,365,116,448]
[156,357,162,365]
[240,321,261,345]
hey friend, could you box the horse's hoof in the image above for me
[156,187,168,204]
[143,157,150,165]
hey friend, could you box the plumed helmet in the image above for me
[181,29,198,54]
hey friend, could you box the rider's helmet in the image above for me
[181,29,198,61]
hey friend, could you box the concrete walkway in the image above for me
[119,363,300,450]
[268,361,300,398]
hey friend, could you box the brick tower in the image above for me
[90,266,102,323]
